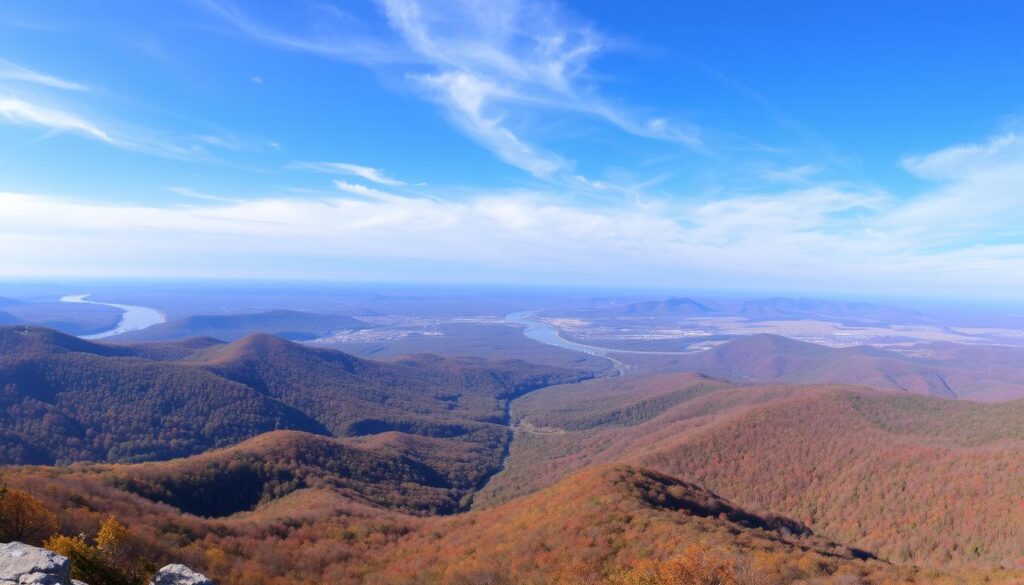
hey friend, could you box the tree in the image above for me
[45,516,152,585]
[96,516,129,554]
[0,486,58,545]
[0,482,8,528]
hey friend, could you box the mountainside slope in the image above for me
[0,327,326,464]
[90,430,487,516]
[0,326,585,469]
[10,459,969,585]
[489,375,1024,567]
[370,464,906,585]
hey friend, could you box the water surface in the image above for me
[61,294,166,339]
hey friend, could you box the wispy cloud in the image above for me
[0,58,89,91]
[196,0,410,64]
[193,133,278,152]
[902,133,1020,180]
[333,179,408,202]
[201,0,701,179]
[166,186,243,203]
[0,97,112,142]
[292,161,410,186]
[8,131,1024,297]
[887,132,1024,244]
[760,164,821,183]
[380,0,701,176]
[415,71,568,177]
[0,95,235,161]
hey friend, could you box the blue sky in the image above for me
[2,1,1024,299]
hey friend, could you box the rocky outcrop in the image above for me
[0,543,213,585]
[149,564,214,585]
[0,542,71,585]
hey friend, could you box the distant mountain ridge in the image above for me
[734,296,930,323]
[113,309,371,341]
[670,333,1024,399]
[573,295,928,324]
[618,297,717,317]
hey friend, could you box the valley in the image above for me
[5,290,1024,584]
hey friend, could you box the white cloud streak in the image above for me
[293,161,410,186]
[0,58,89,91]
[196,0,411,64]
[0,97,112,142]
[203,0,700,179]
[7,131,1024,297]
[0,95,232,160]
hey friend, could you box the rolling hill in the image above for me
[106,430,488,516]
[8,324,1024,582]
[113,309,372,341]
[666,333,1024,399]
[7,458,972,585]
[484,372,1024,568]
[368,464,910,584]
[0,326,586,480]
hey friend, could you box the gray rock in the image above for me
[148,564,213,585]
[0,542,71,585]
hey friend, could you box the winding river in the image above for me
[61,294,166,339]
[505,311,697,360]
[505,311,619,356]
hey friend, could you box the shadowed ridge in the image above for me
[375,463,884,584]
[609,465,814,537]
[108,430,460,517]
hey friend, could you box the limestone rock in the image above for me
[148,564,213,585]
[0,542,71,585]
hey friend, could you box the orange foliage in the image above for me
[0,484,58,544]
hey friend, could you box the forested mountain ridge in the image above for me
[0,326,587,467]
[8,324,1024,582]
[487,372,1024,568]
